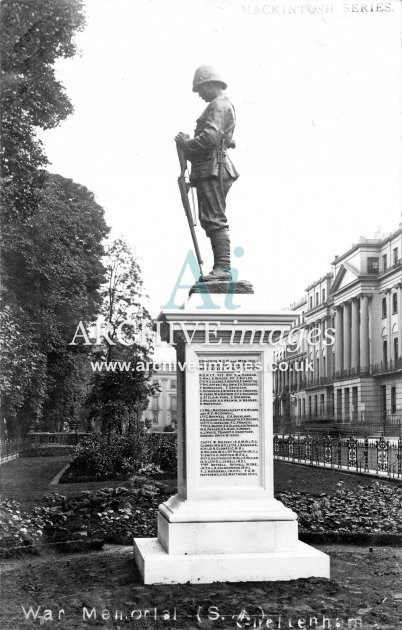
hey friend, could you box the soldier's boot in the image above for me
[201,228,232,282]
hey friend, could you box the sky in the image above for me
[39,0,402,317]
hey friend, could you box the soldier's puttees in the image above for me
[175,65,239,282]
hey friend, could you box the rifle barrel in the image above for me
[176,144,204,277]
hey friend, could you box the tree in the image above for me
[0,175,109,435]
[86,240,156,437]
[101,239,154,360]
[0,0,92,436]
[4,174,109,345]
[1,0,85,222]
[0,304,46,437]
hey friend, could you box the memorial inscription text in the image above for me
[199,357,261,477]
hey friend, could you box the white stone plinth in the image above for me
[157,512,299,555]
[134,538,330,585]
[134,293,330,584]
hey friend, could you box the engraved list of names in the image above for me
[199,356,261,478]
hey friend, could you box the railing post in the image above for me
[376,436,389,473]
[347,435,358,470]
[289,434,295,461]
[337,435,342,469]
[273,434,279,457]
[323,434,332,468]
[362,435,369,472]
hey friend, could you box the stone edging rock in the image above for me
[299,531,402,546]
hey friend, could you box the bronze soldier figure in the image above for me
[175,65,239,282]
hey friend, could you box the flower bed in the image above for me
[0,483,171,558]
[278,481,402,536]
[1,480,400,559]
[0,500,45,558]
[41,484,170,549]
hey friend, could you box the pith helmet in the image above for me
[192,65,227,92]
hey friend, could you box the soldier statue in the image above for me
[175,65,239,282]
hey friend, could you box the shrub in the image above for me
[147,433,177,474]
[61,432,177,482]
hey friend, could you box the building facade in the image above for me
[274,223,402,432]
[142,360,177,432]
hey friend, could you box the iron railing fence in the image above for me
[371,356,402,375]
[26,432,91,445]
[274,433,402,480]
[0,439,27,462]
[0,432,91,462]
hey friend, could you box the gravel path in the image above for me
[1,545,401,629]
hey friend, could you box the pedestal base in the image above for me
[133,538,330,584]
[189,279,254,295]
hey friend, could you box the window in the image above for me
[383,340,388,365]
[336,389,342,422]
[170,380,177,390]
[344,388,350,423]
[381,385,387,416]
[309,296,313,309]
[391,387,396,414]
[367,257,379,273]
[393,248,399,266]
[322,288,326,303]
[382,254,388,271]
[315,292,319,306]
[170,395,177,411]
[152,396,159,411]
[382,297,387,318]
[392,293,398,314]
[394,337,399,360]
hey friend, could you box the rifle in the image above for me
[176,144,204,277]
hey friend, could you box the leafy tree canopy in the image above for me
[1,175,109,434]
[1,0,86,222]
[86,240,156,436]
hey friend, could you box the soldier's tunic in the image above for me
[183,95,239,237]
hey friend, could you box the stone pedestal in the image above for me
[134,293,330,584]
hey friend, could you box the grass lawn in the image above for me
[0,456,72,508]
[273,461,398,495]
[1,456,171,509]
